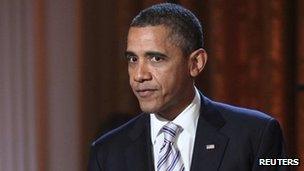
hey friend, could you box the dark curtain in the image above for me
[81,0,303,170]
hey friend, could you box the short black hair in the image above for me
[130,3,203,55]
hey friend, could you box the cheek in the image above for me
[128,67,132,78]
[128,68,134,85]
[154,68,179,93]
[163,66,189,90]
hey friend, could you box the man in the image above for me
[89,3,287,171]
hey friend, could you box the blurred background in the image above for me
[0,0,303,170]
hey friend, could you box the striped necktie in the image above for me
[157,122,185,171]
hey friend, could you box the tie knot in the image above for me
[161,122,183,143]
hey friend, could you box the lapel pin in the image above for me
[206,144,215,150]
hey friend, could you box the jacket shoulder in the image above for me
[91,113,146,147]
[211,100,275,126]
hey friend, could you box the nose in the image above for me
[133,60,152,83]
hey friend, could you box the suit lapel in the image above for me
[123,93,229,171]
[190,95,229,171]
[124,114,154,171]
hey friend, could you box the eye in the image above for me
[126,55,138,63]
[151,56,163,62]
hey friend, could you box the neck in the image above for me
[158,86,196,120]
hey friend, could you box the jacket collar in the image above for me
[125,91,229,171]
[124,113,154,171]
[190,93,229,171]
[126,91,227,140]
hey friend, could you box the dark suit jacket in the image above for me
[89,94,288,171]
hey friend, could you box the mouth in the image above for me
[135,89,157,98]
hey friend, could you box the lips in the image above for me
[135,89,157,98]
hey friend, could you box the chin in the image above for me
[139,103,160,114]
[140,107,157,114]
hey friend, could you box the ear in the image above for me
[188,48,207,77]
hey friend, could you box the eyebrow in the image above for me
[124,51,136,57]
[124,50,168,59]
[145,51,168,58]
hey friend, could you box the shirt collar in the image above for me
[150,87,201,144]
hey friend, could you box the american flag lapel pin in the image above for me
[206,144,215,150]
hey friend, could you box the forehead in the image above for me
[128,25,170,39]
[127,26,176,54]
[127,26,168,45]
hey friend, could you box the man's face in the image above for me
[126,26,194,117]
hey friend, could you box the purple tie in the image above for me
[157,122,185,171]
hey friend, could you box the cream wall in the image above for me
[0,0,82,170]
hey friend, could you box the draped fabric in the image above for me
[0,0,302,170]
[0,0,82,170]
[296,0,304,168]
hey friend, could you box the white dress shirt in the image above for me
[150,87,201,171]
